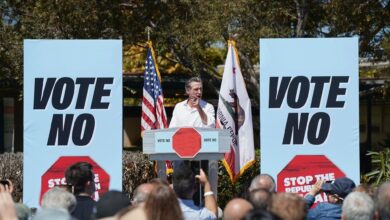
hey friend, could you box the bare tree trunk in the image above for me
[294,0,308,37]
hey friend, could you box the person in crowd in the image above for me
[249,188,272,210]
[375,181,390,220]
[41,187,76,213]
[245,209,282,220]
[0,184,17,220]
[65,162,96,220]
[33,208,73,220]
[117,206,147,220]
[144,183,183,220]
[249,174,276,193]
[354,184,376,198]
[270,192,306,220]
[15,203,31,220]
[132,183,155,206]
[173,163,217,220]
[341,191,374,220]
[131,178,169,206]
[305,177,356,220]
[224,198,253,220]
[94,190,131,220]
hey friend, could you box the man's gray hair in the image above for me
[132,183,154,204]
[342,192,374,220]
[249,174,276,193]
[132,189,149,204]
[185,76,202,91]
[41,187,76,213]
[375,182,390,220]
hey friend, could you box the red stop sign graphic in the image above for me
[40,156,110,203]
[172,128,202,158]
[277,155,345,197]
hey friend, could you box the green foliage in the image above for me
[364,135,390,185]
[364,148,390,185]
[217,149,260,208]
[0,153,23,202]
[382,36,390,59]
[122,151,156,198]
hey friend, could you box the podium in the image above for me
[143,127,230,195]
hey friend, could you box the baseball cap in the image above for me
[321,177,356,199]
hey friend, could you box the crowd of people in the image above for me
[0,161,390,220]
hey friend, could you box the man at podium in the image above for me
[169,76,215,128]
[169,76,215,206]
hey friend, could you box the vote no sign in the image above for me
[24,40,123,208]
[260,38,360,190]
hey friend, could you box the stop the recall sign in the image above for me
[172,128,202,158]
[40,156,110,203]
[277,155,345,198]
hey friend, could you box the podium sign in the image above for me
[143,127,230,160]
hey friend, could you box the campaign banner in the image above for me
[24,40,122,208]
[260,38,359,202]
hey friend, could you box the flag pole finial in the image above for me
[145,26,152,42]
[228,22,239,42]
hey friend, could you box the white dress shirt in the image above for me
[169,99,215,128]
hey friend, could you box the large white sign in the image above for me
[24,40,122,207]
[260,38,359,198]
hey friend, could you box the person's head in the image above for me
[249,174,276,193]
[375,181,390,220]
[269,193,306,220]
[117,206,147,220]
[149,178,169,186]
[249,188,272,210]
[144,183,183,220]
[132,183,155,205]
[245,209,282,220]
[354,184,376,198]
[95,190,131,219]
[185,77,203,100]
[41,187,76,213]
[33,208,72,220]
[172,164,196,199]
[321,177,356,204]
[65,162,95,196]
[224,198,254,220]
[15,203,31,220]
[341,192,374,220]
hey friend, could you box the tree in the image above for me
[1,0,389,99]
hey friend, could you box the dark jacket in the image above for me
[305,194,342,220]
[71,195,96,220]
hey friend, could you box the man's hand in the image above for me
[309,179,325,196]
[195,169,209,186]
[0,180,13,194]
[189,97,200,108]
[196,169,217,217]
[189,97,208,125]
[0,185,17,220]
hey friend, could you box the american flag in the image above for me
[141,43,168,131]
[141,42,172,174]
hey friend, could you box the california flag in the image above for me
[217,40,255,182]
